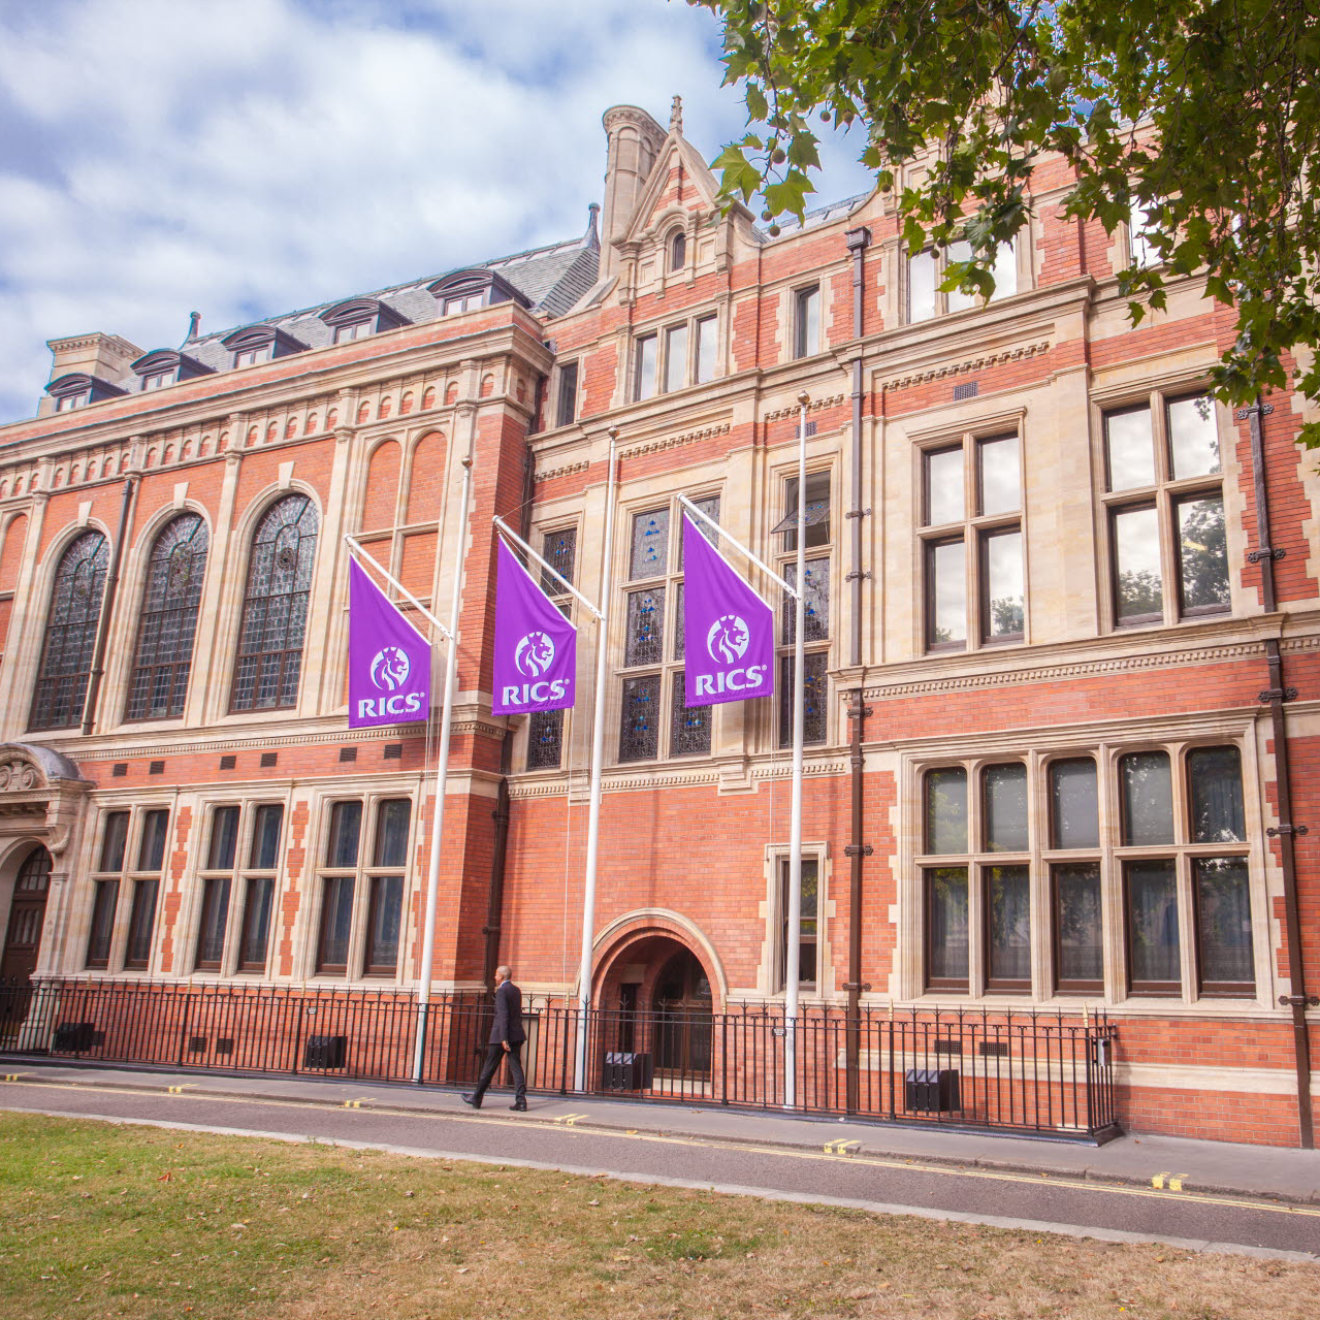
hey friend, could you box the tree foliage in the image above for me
[691,1,1320,443]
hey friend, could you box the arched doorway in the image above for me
[0,846,52,986]
[653,948,713,1079]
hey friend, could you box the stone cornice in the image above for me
[880,339,1052,392]
[762,394,846,423]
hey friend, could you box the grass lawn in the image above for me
[0,1113,1315,1320]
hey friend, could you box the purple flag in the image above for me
[492,538,577,715]
[348,558,431,727]
[683,513,774,706]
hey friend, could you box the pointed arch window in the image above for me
[29,530,109,731]
[669,229,686,272]
[126,513,210,721]
[230,495,319,712]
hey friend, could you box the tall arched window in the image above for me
[230,495,318,712]
[669,229,686,272]
[29,530,109,730]
[125,514,210,720]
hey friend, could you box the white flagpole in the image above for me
[411,456,473,1083]
[785,391,809,1109]
[575,428,618,1090]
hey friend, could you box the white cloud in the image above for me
[0,0,874,422]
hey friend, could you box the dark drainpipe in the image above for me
[481,441,538,992]
[843,225,873,1113]
[1239,395,1317,1148]
[81,474,138,735]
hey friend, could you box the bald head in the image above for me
[495,965,512,984]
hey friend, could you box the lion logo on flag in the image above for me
[705,614,750,666]
[514,631,556,678]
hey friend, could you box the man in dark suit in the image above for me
[462,965,527,1111]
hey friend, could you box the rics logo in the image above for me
[706,614,750,666]
[514,631,556,678]
[370,645,411,692]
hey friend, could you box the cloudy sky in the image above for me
[0,0,873,424]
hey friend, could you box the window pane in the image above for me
[946,240,977,312]
[795,286,820,357]
[317,875,355,971]
[926,867,969,984]
[669,672,711,757]
[1050,759,1099,849]
[326,801,363,868]
[1121,751,1173,845]
[978,434,1020,515]
[137,810,169,872]
[555,361,578,428]
[1188,746,1245,842]
[983,763,1027,852]
[99,812,129,873]
[1126,860,1180,989]
[925,768,968,854]
[540,527,577,594]
[695,316,718,383]
[927,539,966,646]
[1113,506,1163,622]
[908,249,937,322]
[783,472,831,552]
[373,799,411,868]
[782,857,819,986]
[527,709,564,770]
[677,494,719,568]
[125,879,158,967]
[782,557,830,644]
[629,507,669,579]
[1194,857,1253,991]
[982,529,1024,640]
[634,335,657,400]
[1176,495,1229,614]
[988,240,1017,300]
[925,447,964,525]
[208,806,239,871]
[664,324,688,393]
[238,876,274,969]
[1105,407,1155,491]
[619,674,661,762]
[624,586,665,666]
[195,876,231,968]
[986,864,1031,986]
[1167,396,1219,479]
[250,804,284,869]
[1053,862,1102,987]
[86,880,118,967]
[777,652,828,747]
[366,874,403,973]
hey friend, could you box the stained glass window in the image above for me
[782,558,830,644]
[127,513,209,720]
[30,530,109,731]
[540,527,577,595]
[527,710,564,770]
[619,674,661,762]
[778,652,827,747]
[629,507,669,579]
[230,495,318,712]
[669,672,711,757]
[625,587,665,666]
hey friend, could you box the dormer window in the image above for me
[222,325,307,370]
[320,298,410,343]
[131,349,213,393]
[46,372,126,413]
[669,229,686,272]
[427,270,531,318]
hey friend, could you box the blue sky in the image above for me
[0,0,874,424]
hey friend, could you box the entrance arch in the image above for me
[0,845,53,985]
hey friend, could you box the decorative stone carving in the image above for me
[0,759,40,792]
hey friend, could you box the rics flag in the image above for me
[348,558,431,727]
[682,512,774,706]
[492,538,577,715]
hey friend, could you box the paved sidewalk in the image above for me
[3,1057,1318,1206]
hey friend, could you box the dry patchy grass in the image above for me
[0,1112,1315,1320]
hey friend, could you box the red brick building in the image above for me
[0,101,1315,1146]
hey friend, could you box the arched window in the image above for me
[230,495,318,712]
[125,514,210,721]
[29,530,109,730]
[669,229,686,272]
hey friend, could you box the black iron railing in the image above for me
[0,978,1119,1140]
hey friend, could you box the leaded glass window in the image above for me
[778,652,827,747]
[625,586,665,666]
[669,670,711,757]
[782,558,830,645]
[231,495,318,712]
[540,527,577,595]
[629,507,669,579]
[126,513,209,720]
[30,530,109,731]
[619,675,661,762]
[527,710,564,770]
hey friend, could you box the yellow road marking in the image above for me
[2,1078,1314,1220]
[343,1099,364,1109]
[824,1138,860,1155]
[1152,1172,1189,1191]
[2,1074,21,1083]
[166,1085,194,1094]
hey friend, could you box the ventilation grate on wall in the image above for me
[219,755,236,770]
[952,380,979,401]
[339,746,358,762]
[260,752,277,768]
[383,744,403,760]
[149,761,165,775]
[112,763,128,778]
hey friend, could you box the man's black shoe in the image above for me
[510,1101,527,1111]
[461,1093,481,1108]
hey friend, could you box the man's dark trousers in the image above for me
[471,1039,526,1106]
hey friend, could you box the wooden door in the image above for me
[0,847,52,986]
